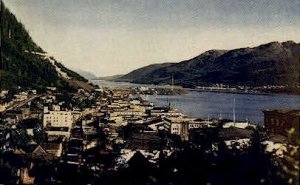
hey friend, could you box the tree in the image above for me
[10,128,30,148]
[278,128,300,185]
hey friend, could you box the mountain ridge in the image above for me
[72,69,97,80]
[116,41,300,88]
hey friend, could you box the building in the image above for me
[43,106,73,128]
[170,122,189,140]
[263,109,300,139]
[14,92,28,102]
[223,121,250,129]
[148,106,183,117]
[43,106,73,138]
[165,117,204,141]
[44,142,63,157]
[44,127,70,138]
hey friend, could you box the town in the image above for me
[2,0,300,184]
[0,85,299,184]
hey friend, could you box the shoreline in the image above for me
[189,88,272,96]
[91,80,300,96]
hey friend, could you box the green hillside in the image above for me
[0,3,89,92]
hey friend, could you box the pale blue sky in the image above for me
[3,0,300,76]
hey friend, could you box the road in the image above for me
[5,95,40,111]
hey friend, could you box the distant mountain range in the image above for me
[0,3,93,92]
[73,69,124,81]
[116,41,300,88]
[93,74,125,81]
[73,69,98,80]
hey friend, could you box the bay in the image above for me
[148,91,300,124]
[92,80,300,124]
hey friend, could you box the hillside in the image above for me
[120,63,174,82]
[0,4,93,92]
[117,41,300,88]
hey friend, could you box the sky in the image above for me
[3,0,300,76]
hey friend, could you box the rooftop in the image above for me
[46,127,69,132]
[263,109,300,116]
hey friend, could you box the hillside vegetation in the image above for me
[0,3,91,92]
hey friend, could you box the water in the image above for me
[148,91,300,124]
[92,80,300,124]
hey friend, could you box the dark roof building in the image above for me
[263,109,300,140]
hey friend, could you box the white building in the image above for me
[165,117,207,140]
[43,106,73,138]
[43,106,73,128]
[223,121,249,129]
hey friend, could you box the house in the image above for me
[20,167,35,184]
[164,117,195,140]
[170,122,189,141]
[46,87,57,91]
[146,118,169,131]
[263,109,300,140]
[44,142,63,157]
[125,132,163,151]
[31,145,47,158]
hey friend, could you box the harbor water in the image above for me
[92,80,300,124]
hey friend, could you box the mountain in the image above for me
[94,74,125,81]
[117,41,300,87]
[0,3,94,92]
[73,69,97,80]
